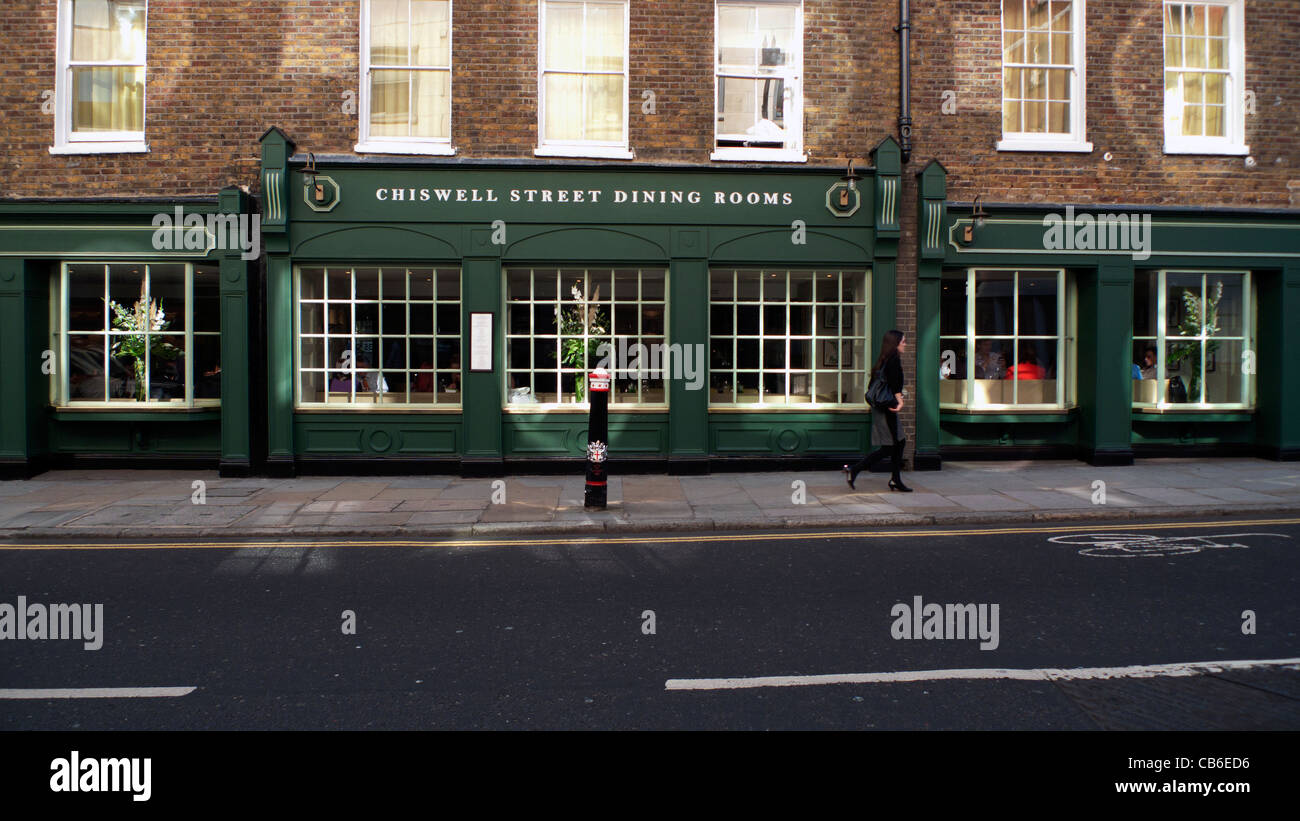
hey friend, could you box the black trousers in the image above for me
[849,409,904,482]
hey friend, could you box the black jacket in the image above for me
[879,353,904,397]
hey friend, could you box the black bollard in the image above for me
[584,367,610,509]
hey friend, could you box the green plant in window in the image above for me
[559,283,607,402]
[1166,279,1222,402]
[106,284,180,402]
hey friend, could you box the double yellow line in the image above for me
[1,516,1297,551]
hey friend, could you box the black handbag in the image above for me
[865,373,894,408]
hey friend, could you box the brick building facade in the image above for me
[1,1,1297,477]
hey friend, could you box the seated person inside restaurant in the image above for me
[1004,347,1046,380]
[1132,345,1158,379]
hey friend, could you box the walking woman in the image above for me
[844,329,912,492]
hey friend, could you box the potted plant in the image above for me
[1166,279,1222,403]
[106,285,180,402]
[558,282,608,402]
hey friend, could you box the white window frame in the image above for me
[708,268,869,408]
[50,0,149,155]
[1161,0,1248,155]
[294,265,463,409]
[504,267,667,409]
[996,0,1092,153]
[55,262,220,408]
[1132,269,1254,409]
[535,0,634,160]
[939,268,1076,410]
[356,0,456,156]
[711,0,806,163]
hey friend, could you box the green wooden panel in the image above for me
[940,419,1079,447]
[503,414,667,456]
[709,413,868,455]
[397,427,459,454]
[298,428,364,454]
[49,420,220,454]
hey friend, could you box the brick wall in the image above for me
[1,1,1294,205]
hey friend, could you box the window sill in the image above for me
[996,139,1093,153]
[503,405,668,414]
[49,142,149,155]
[940,407,1077,424]
[354,141,456,156]
[295,405,463,413]
[710,148,808,163]
[1133,406,1254,418]
[534,145,635,160]
[52,406,220,421]
[709,405,871,413]
[1162,143,1250,156]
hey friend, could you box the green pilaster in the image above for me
[1256,263,1300,460]
[264,254,294,475]
[461,225,503,475]
[1079,261,1135,465]
[913,160,947,470]
[668,230,708,473]
[0,259,49,477]
[259,127,295,475]
[217,186,253,476]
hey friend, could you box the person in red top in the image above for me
[1005,347,1046,380]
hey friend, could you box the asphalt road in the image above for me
[1,515,1298,730]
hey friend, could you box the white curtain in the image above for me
[70,0,145,133]
[545,2,623,142]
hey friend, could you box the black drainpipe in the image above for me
[896,0,913,163]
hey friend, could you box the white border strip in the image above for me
[665,657,1300,691]
[0,687,196,699]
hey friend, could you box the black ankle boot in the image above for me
[889,477,912,492]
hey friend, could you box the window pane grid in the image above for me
[940,268,1066,409]
[63,262,216,406]
[1163,2,1231,138]
[368,0,451,140]
[297,266,461,407]
[506,267,665,406]
[1133,269,1251,407]
[541,0,627,145]
[1001,0,1074,136]
[709,268,868,407]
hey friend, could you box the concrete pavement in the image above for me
[2,458,1298,539]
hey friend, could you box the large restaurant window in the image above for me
[1162,0,1247,155]
[53,0,148,154]
[506,267,667,406]
[357,0,453,155]
[295,266,462,407]
[713,0,804,162]
[1132,269,1253,408]
[537,0,631,159]
[939,268,1075,409]
[58,262,220,406]
[998,0,1090,153]
[709,269,868,406]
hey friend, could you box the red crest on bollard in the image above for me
[588,367,611,393]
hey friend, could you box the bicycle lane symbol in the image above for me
[1047,532,1293,558]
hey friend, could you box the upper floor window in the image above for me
[939,269,1077,409]
[536,1,632,160]
[712,1,804,162]
[357,0,454,155]
[1162,1,1248,155]
[1132,270,1253,408]
[998,0,1091,153]
[52,0,148,154]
